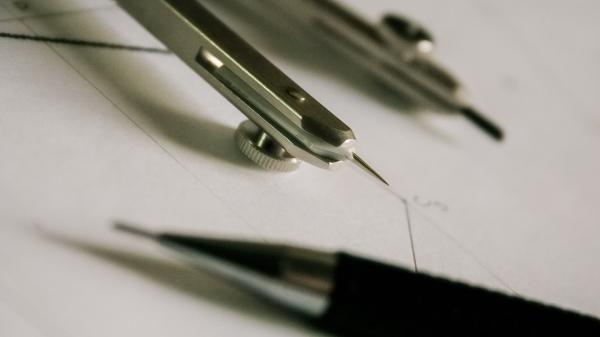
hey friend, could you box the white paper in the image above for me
[0,0,598,335]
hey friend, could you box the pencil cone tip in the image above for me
[461,107,504,141]
[114,222,157,239]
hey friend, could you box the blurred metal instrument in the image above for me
[116,223,600,336]
[265,0,504,140]
[117,0,387,184]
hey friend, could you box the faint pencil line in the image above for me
[410,207,518,295]
[385,186,516,294]
[0,3,117,24]
[402,198,419,272]
[16,19,265,242]
[0,31,170,54]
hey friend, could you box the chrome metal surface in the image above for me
[116,0,381,170]
[166,242,335,317]
[261,0,503,140]
[282,246,337,296]
[263,0,464,111]
[115,224,336,317]
[351,153,389,185]
[380,14,435,56]
[235,120,301,172]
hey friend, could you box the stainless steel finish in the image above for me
[235,120,301,172]
[264,0,464,111]
[351,153,389,186]
[117,0,390,176]
[166,242,336,317]
[115,224,337,317]
[282,246,337,296]
[379,14,435,55]
[261,0,502,140]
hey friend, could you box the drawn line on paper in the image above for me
[401,198,419,272]
[410,207,518,295]
[0,2,117,24]
[413,195,449,213]
[385,186,515,293]
[13,19,266,243]
[0,32,170,54]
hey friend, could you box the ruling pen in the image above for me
[116,224,600,336]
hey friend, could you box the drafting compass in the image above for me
[117,0,387,184]
[260,0,504,141]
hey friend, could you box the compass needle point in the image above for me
[352,153,389,186]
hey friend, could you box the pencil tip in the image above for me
[352,153,389,186]
[461,107,504,141]
[114,222,157,239]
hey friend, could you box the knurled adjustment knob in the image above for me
[235,120,301,172]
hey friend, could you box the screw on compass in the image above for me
[235,120,301,172]
[380,14,435,55]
